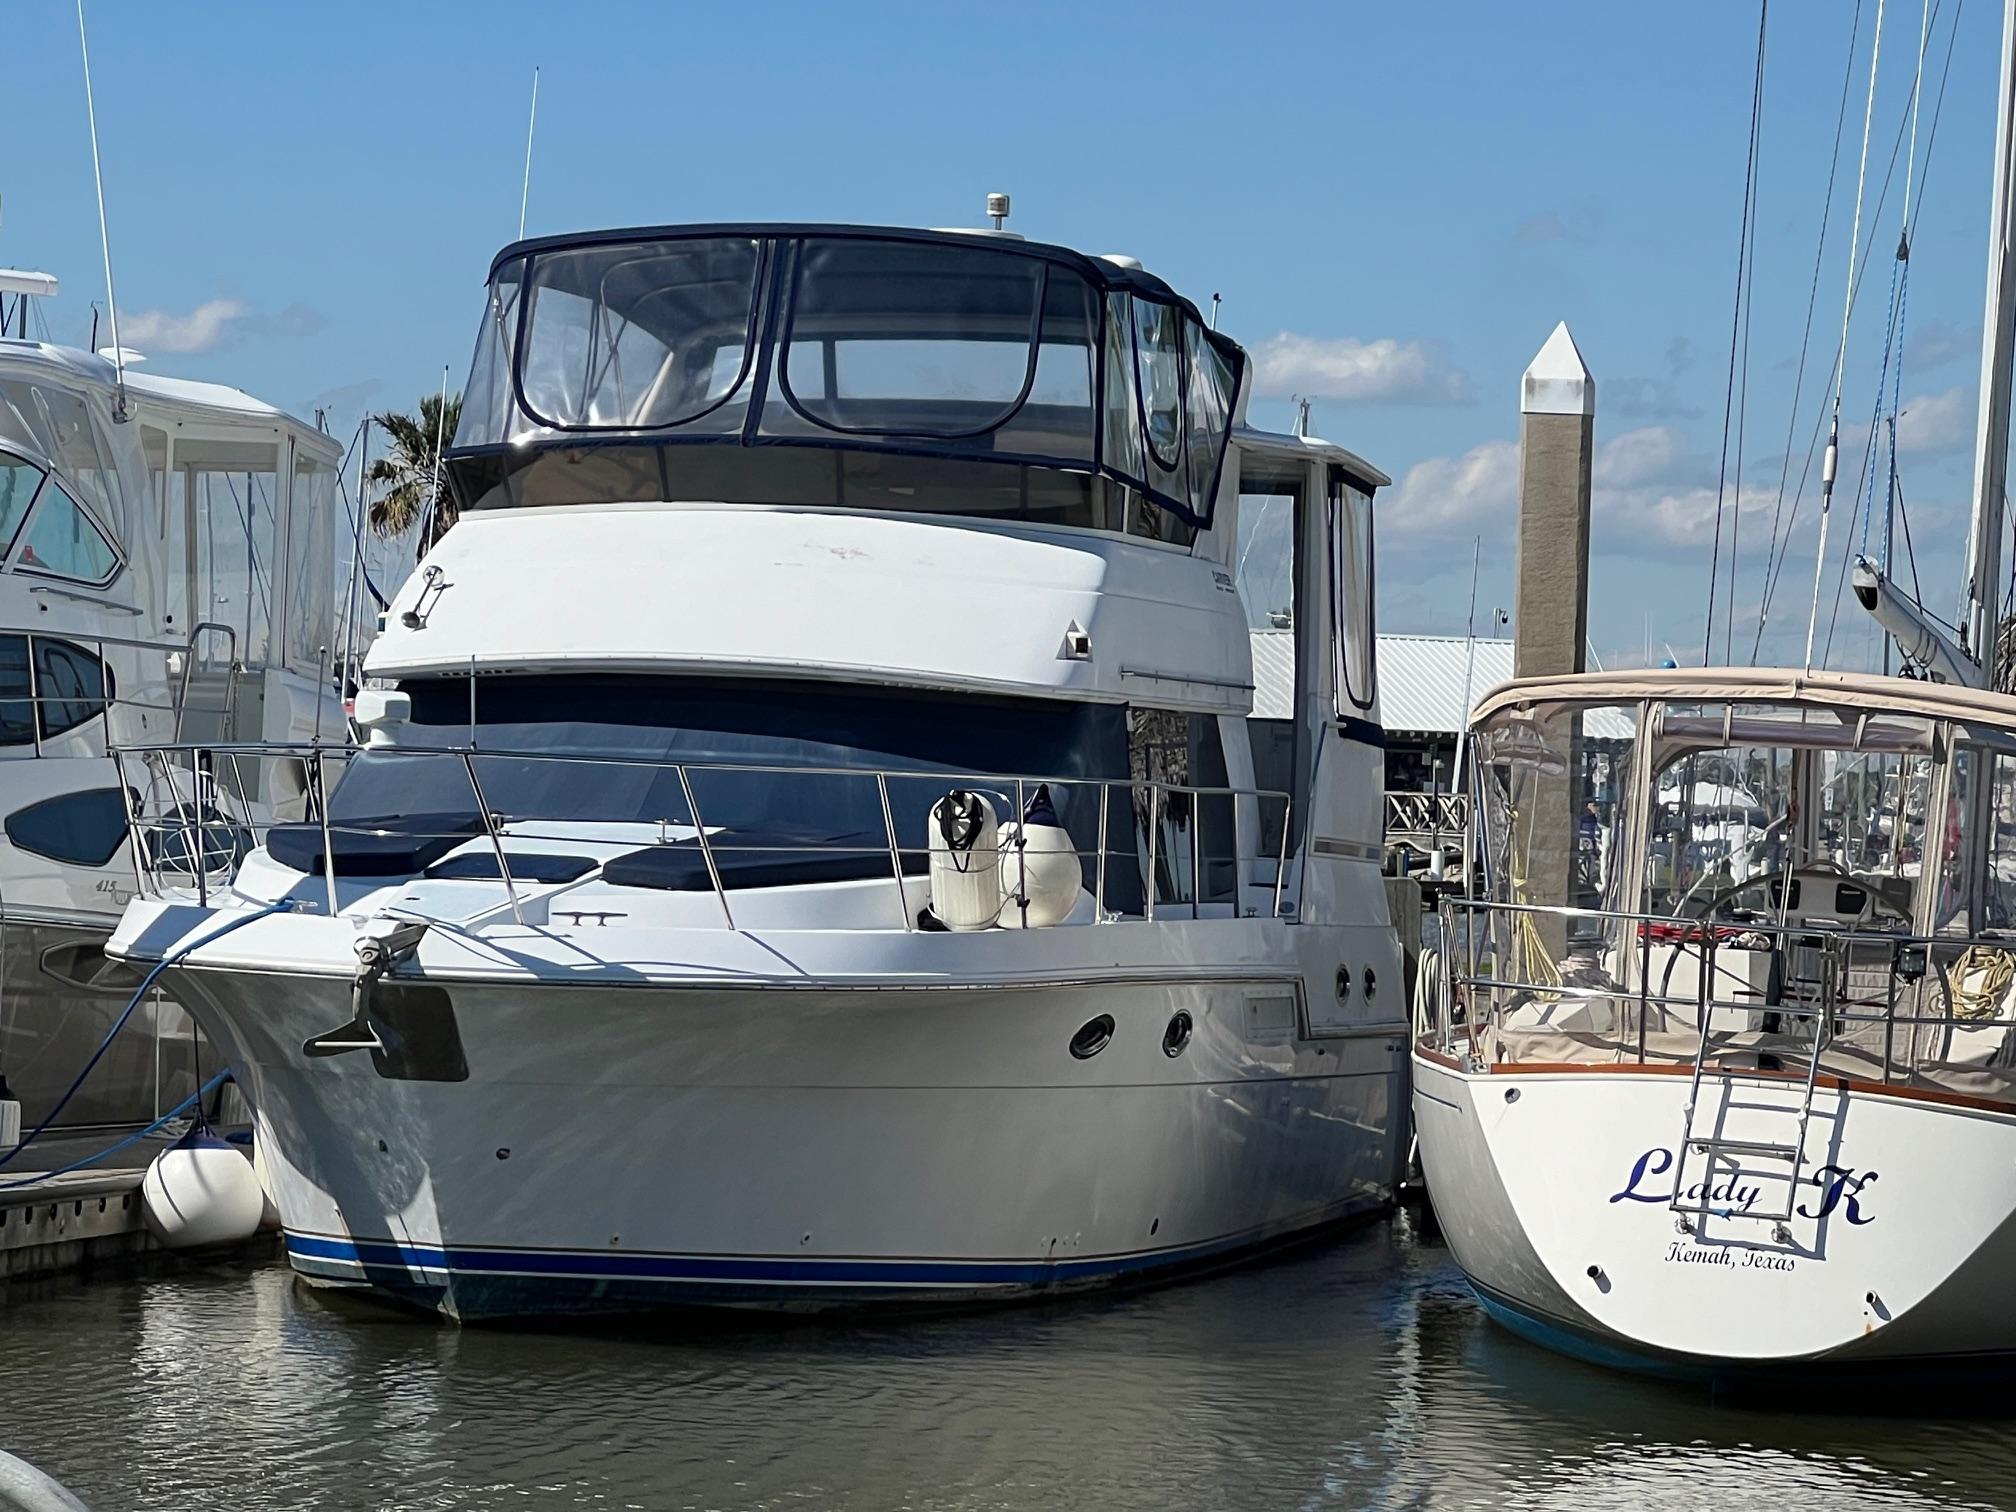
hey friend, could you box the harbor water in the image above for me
[1,1211,2011,1511]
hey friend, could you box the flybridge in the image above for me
[445,224,1246,546]
[0,270,58,341]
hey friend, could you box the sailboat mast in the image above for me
[1962,0,2016,687]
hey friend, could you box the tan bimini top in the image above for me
[1469,666,2016,733]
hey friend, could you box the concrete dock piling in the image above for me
[1513,324,1595,930]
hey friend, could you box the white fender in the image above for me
[998,784,1084,929]
[141,1126,265,1250]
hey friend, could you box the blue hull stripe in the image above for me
[1469,1279,2016,1385]
[1471,1284,1711,1380]
[285,1210,1363,1291]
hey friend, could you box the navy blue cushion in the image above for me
[267,815,482,878]
[602,830,926,893]
[425,851,597,884]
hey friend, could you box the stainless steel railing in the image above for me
[109,739,1300,931]
[0,621,244,757]
[1431,894,2016,1096]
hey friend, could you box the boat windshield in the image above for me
[315,674,1138,902]
[450,228,1241,541]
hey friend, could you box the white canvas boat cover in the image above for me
[1471,666,2016,733]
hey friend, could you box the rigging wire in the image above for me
[1823,0,1935,664]
[1806,0,1890,668]
[1822,254,1905,662]
[1750,0,1864,661]
[1896,467,1937,618]
[1705,0,1771,665]
[1904,0,1966,243]
[1753,0,1961,657]
[1881,0,1932,575]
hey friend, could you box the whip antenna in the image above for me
[518,67,540,241]
[75,0,126,421]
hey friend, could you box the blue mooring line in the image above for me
[0,899,290,1177]
[0,1069,233,1191]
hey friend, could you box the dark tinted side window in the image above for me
[4,787,128,866]
[1127,707,1236,908]
[0,636,29,746]
[34,639,109,738]
[0,636,112,747]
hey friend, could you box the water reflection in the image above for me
[0,1214,2004,1510]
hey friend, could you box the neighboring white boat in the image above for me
[105,218,1411,1320]
[1412,0,2016,1384]
[0,300,344,1129]
[1416,667,2016,1378]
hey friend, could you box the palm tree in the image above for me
[366,391,461,541]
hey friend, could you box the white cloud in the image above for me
[1252,333,1472,405]
[1896,384,1974,455]
[1382,438,1519,534]
[1594,424,1687,488]
[1905,320,1978,373]
[1383,425,1696,540]
[1589,427,1776,548]
[1595,480,1780,548]
[117,297,248,354]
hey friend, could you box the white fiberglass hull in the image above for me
[1414,1048,2016,1377]
[148,933,1404,1320]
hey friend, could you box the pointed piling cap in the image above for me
[1521,321,1595,417]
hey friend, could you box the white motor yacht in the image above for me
[0,291,344,1131]
[106,219,1410,1320]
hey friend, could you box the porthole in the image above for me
[1069,1015,1115,1059]
[1364,966,1378,1001]
[1162,1011,1193,1057]
[1336,966,1352,1002]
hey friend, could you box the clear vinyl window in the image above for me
[516,238,762,432]
[1330,471,1375,713]
[15,477,119,586]
[778,239,1049,439]
[0,450,44,557]
[453,231,1242,536]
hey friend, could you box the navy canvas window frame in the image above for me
[507,239,769,437]
[466,225,1244,534]
[774,240,1053,442]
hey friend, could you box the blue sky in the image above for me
[4,0,2007,668]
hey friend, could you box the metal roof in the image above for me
[1249,629,1296,720]
[1379,634,1516,733]
[1247,631,1514,731]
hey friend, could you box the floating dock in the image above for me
[0,1136,270,1288]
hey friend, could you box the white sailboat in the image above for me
[1412,0,2016,1379]
[104,215,1411,1320]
